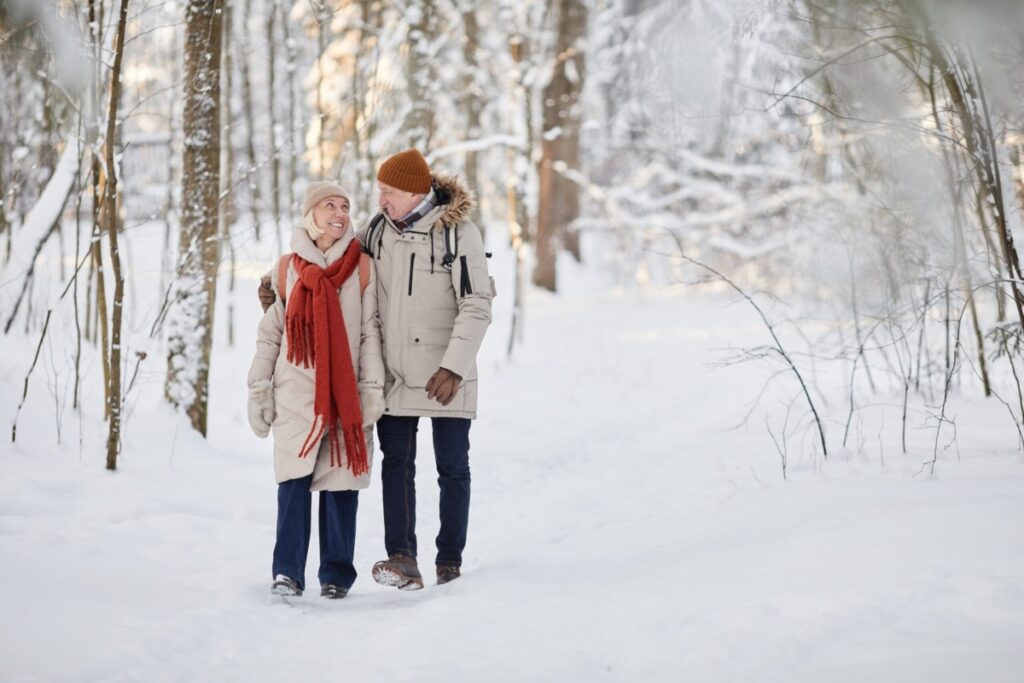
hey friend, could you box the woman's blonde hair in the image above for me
[302,210,324,241]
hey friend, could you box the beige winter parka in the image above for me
[359,174,493,419]
[247,226,385,491]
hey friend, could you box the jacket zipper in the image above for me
[430,231,435,273]
[408,252,416,295]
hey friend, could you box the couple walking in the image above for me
[246,148,493,598]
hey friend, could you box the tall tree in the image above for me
[281,2,299,223]
[404,0,438,150]
[459,2,484,228]
[237,0,261,237]
[103,0,131,469]
[533,0,586,291]
[265,0,283,247]
[220,0,238,347]
[312,0,332,177]
[165,0,224,436]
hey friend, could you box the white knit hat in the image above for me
[301,181,349,216]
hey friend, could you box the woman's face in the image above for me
[312,195,350,242]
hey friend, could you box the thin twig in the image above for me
[664,231,828,459]
[11,310,53,443]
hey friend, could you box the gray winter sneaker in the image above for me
[271,574,303,596]
[436,565,461,585]
[320,584,348,599]
[371,554,424,590]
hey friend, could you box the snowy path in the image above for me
[2,279,1023,682]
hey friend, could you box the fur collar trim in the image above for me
[430,173,475,231]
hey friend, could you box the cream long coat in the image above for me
[248,226,385,491]
[359,173,493,419]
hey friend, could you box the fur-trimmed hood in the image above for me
[430,173,475,231]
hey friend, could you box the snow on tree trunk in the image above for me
[265,0,282,249]
[238,0,261,238]
[281,5,299,228]
[220,2,237,348]
[165,0,223,437]
[0,142,77,284]
[920,18,1024,330]
[460,6,483,230]
[404,0,438,151]
[313,0,331,177]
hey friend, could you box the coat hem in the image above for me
[381,408,477,420]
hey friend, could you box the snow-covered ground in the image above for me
[1,222,1023,682]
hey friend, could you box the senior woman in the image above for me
[247,181,385,599]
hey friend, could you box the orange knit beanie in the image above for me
[377,149,432,194]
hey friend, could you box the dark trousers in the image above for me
[377,415,471,567]
[272,473,359,590]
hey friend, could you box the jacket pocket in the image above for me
[404,325,452,388]
[407,253,416,295]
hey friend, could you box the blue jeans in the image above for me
[272,473,359,590]
[377,415,471,567]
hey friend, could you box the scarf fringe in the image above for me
[297,414,324,460]
[342,424,369,476]
[298,420,368,476]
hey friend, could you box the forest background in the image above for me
[2,0,1023,465]
[2,1,1024,680]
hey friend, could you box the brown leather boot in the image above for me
[372,554,424,590]
[436,565,461,585]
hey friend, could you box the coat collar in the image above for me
[382,173,475,232]
[289,225,356,267]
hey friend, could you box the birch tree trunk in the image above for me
[405,0,437,150]
[506,33,531,354]
[265,0,282,247]
[0,140,8,264]
[221,0,237,347]
[104,0,130,470]
[460,5,483,229]
[165,0,223,437]
[314,0,330,177]
[353,0,384,207]
[282,6,298,224]
[220,0,236,234]
[86,0,110,401]
[916,12,1024,329]
[238,0,261,237]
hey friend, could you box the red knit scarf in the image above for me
[285,240,368,475]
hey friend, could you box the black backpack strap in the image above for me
[442,225,456,272]
[364,213,386,258]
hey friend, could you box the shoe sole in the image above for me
[372,564,424,591]
[271,585,302,597]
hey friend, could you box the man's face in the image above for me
[378,181,423,220]
[312,195,350,240]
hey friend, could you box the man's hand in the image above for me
[425,367,462,406]
[259,275,276,312]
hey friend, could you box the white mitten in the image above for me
[359,386,385,427]
[248,379,275,438]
